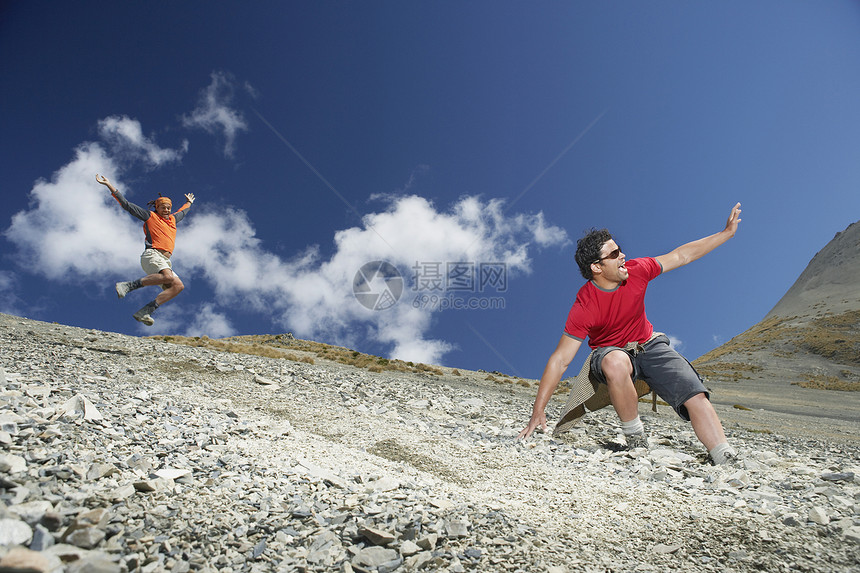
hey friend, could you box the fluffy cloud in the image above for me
[182,303,236,339]
[177,194,568,363]
[181,71,249,158]
[6,142,142,279]
[98,116,188,167]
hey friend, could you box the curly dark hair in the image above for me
[574,228,613,280]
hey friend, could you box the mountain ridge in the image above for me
[694,219,860,418]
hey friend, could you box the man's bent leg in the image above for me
[154,271,184,306]
[594,347,648,447]
[139,272,173,288]
[600,350,640,423]
[131,271,183,325]
[684,393,729,451]
[138,269,184,306]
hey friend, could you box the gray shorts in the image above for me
[590,334,708,420]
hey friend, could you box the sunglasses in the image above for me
[593,246,621,264]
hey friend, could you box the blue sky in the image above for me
[2,2,859,378]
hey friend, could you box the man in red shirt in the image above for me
[519,203,742,465]
[96,174,195,326]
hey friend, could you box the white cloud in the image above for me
[98,115,187,167]
[5,142,143,280]
[182,303,236,338]
[179,193,569,364]
[181,71,248,158]
[667,334,684,350]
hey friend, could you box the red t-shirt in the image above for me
[564,257,663,349]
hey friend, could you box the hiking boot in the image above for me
[625,433,649,450]
[713,451,738,466]
[115,281,133,299]
[132,308,155,326]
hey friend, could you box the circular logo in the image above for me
[353,261,403,311]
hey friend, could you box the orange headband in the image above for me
[155,197,172,209]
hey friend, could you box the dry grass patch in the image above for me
[791,310,860,366]
[695,316,790,363]
[150,334,442,375]
[792,375,860,391]
[695,310,860,386]
[695,362,763,382]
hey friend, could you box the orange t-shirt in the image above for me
[112,191,190,253]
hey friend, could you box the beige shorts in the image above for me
[140,249,178,289]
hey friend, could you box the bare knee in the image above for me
[171,277,184,294]
[600,350,633,385]
[684,392,709,409]
[684,393,716,416]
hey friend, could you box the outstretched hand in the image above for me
[724,202,742,237]
[95,174,117,193]
[517,412,547,441]
[185,193,195,204]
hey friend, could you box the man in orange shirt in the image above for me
[96,174,195,326]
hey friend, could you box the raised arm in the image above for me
[655,202,741,273]
[96,173,150,221]
[172,193,196,222]
[95,174,118,194]
[518,334,582,440]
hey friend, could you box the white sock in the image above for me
[709,442,736,465]
[620,416,645,436]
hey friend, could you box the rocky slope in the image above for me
[1,312,858,573]
[767,220,860,321]
[694,219,860,419]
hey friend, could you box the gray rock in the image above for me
[58,394,103,421]
[8,500,53,525]
[353,546,399,568]
[416,533,438,550]
[30,524,55,552]
[445,518,470,537]
[0,453,26,474]
[359,525,396,546]
[399,539,420,556]
[86,463,118,480]
[64,526,107,549]
[307,530,343,565]
[64,553,122,573]
[808,506,830,525]
[0,518,33,545]
[844,526,860,544]
[0,546,57,572]
[821,471,855,482]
